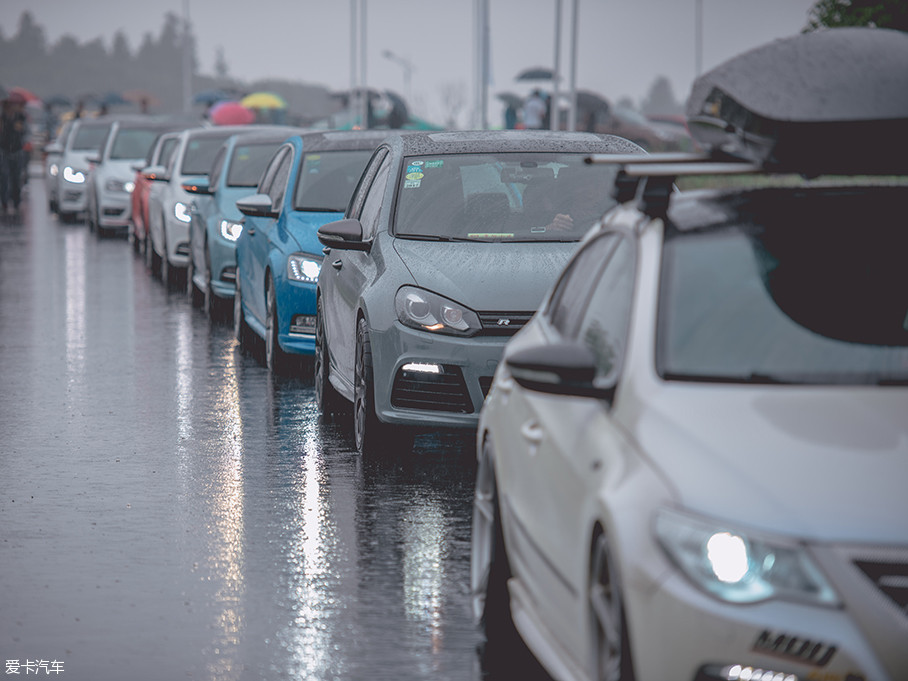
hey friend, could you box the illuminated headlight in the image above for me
[286,253,321,283]
[174,202,192,223]
[655,509,839,606]
[394,286,481,336]
[49,163,59,177]
[63,166,86,184]
[219,219,243,242]
[105,178,135,193]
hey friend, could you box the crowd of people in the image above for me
[0,94,29,215]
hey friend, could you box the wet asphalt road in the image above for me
[0,169,551,681]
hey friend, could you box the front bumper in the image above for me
[370,323,508,429]
[207,235,238,300]
[163,213,190,267]
[59,184,87,213]
[97,194,132,228]
[274,279,317,356]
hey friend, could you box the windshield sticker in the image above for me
[405,171,424,181]
[425,159,444,169]
[404,179,421,189]
[409,160,424,166]
[468,232,514,239]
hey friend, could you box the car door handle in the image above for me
[332,260,342,270]
[521,420,543,445]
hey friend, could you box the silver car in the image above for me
[54,117,113,222]
[315,130,642,454]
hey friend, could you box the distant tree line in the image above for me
[0,11,336,123]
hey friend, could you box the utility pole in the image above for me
[182,0,192,113]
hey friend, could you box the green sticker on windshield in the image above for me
[425,159,444,169]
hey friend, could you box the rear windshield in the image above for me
[71,124,111,152]
[293,149,372,212]
[227,142,284,188]
[657,188,908,385]
[393,152,619,242]
[110,128,165,160]
[181,135,232,176]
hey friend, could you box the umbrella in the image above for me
[515,66,556,81]
[9,86,41,104]
[101,91,130,107]
[44,94,72,108]
[193,89,236,106]
[209,101,255,125]
[496,92,523,109]
[564,89,610,112]
[241,92,286,109]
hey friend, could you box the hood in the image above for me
[392,239,578,311]
[284,210,345,255]
[627,382,908,543]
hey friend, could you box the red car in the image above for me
[131,130,184,254]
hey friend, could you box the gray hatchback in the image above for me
[315,130,642,454]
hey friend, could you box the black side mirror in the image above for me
[317,218,370,252]
[236,193,278,219]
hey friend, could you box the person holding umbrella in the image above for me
[0,93,29,215]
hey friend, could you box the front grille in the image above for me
[854,559,908,616]
[103,207,123,217]
[219,266,236,282]
[477,311,534,336]
[176,242,190,256]
[391,364,473,412]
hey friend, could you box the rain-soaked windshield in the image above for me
[181,135,232,175]
[293,150,373,212]
[70,123,111,152]
[226,142,284,188]
[109,128,163,160]
[393,152,619,242]
[658,189,908,385]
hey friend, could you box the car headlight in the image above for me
[286,253,321,283]
[395,286,482,336]
[174,202,192,223]
[655,509,839,606]
[105,179,135,193]
[63,166,86,184]
[219,219,243,242]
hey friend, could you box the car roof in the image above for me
[228,126,307,146]
[380,129,644,156]
[294,129,396,152]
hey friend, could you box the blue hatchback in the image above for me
[234,130,390,372]
[186,126,302,318]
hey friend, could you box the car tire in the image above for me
[187,249,203,307]
[233,274,254,351]
[315,298,349,419]
[589,531,635,681]
[265,275,294,374]
[202,242,228,321]
[471,437,516,636]
[146,219,162,278]
[354,317,411,455]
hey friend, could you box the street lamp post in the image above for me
[382,49,413,105]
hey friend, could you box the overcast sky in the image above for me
[2,0,817,125]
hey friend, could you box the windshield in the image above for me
[110,128,163,160]
[394,152,619,242]
[293,150,373,212]
[181,135,231,176]
[227,142,284,188]
[658,193,908,385]
[71,124,110,152]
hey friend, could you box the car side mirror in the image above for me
[87,156,102,165]
[236,193,278,219]
[131,161,146,172]
[505,341,615,401]
[44,142,63,154]
[143,165,168,182]
[317,218,370,252]
[182,180,211,195]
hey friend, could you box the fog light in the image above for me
[723,665,797,681]
[402,362,442,374]
[290,315,316,335]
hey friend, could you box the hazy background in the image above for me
[1,0,817,126]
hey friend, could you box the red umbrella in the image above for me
[8,86,41,104]
[209,100,255,125]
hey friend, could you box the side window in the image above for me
[546,233,619,337]
[358,156,392,239]
[575,235,636,382]
[258,145,291,197]
[349,148,390,219]
[158,137,177,168]
[208,147,226,189]
[267,151,293,209]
